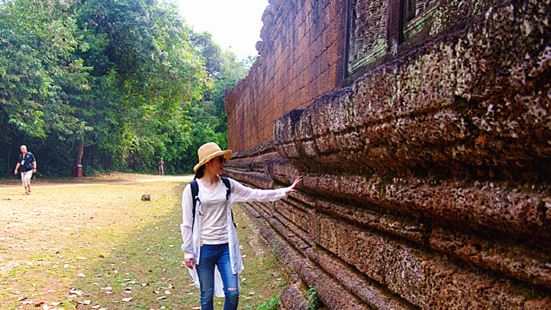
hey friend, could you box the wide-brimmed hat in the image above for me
[193,142,233,172]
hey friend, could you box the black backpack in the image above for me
[190,176,236,231]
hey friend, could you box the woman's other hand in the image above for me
[185,258,195,269]
[288,177,302,193]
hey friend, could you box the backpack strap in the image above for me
[220,176,231,200]
[190,179,200,231]
[220,176,236,228]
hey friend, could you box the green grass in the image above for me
[254,293,280,310]
[306,286,322,310]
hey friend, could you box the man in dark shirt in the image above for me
[13,145,37,195]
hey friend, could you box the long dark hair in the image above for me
[194,165,205,179]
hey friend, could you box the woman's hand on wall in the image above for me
[288,177,302,193]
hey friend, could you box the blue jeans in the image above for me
[196,243,239,310]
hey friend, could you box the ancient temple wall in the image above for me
[225,0,348,152]
[225,0,551,308]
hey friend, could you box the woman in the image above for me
[180,142,300,310]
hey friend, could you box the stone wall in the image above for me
[224,0,348,151]
[225,0,551,308]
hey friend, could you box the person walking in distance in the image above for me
[180,142,300,310]
[158,157,165,175]
[13,145,37,195]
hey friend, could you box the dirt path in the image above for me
[0,173,193,190]
[0,173,285,309]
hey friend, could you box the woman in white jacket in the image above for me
[180,142,300,310]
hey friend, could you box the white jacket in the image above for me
[180,177,290,297]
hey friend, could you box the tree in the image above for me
[0,0,250,177]
[0,0,91,175]
[72,0,206,173]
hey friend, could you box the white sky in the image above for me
[176,0,269,59]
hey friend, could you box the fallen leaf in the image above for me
[77,300,92,305]
[156,296,167,300]
[121,297,132,302]
[18,296,28,301]
[164,290,171,295]
[69,289,83,296]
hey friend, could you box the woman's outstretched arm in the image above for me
[230,177,301,203]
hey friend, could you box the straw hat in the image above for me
[193,142,233,172]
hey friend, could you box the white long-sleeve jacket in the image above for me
[180,177,291,296]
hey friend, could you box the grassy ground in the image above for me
[0,173,286,309]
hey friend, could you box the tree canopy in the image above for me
[0,0,250,176]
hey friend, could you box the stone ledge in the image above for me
[243,203,371,309]
[279,284,310,310]
[316,213,551,308]
[244,199,551,308]
[227,169,551,291]
[274,1,551,181]
[230,160,551,244]
[298,173,550,242]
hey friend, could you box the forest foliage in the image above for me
[0,0,250,176]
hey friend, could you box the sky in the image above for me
[176,0,269,60]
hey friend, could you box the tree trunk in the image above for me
[74,141,84,177]
[76,142,84,165]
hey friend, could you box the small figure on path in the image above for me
[157,157,165,175]
[180,142,300,310]
[13,145,37,195]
